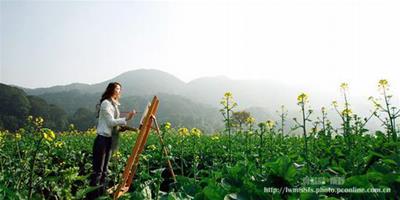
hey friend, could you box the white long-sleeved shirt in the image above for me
[96,99,127,137]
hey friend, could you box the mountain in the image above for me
[23,83,92,96]
[36,90,99,115]
[182,77,302,109]
[2,82,223,132]
[104,69,186,96]
[0,83,69,131]
[17,68,384,133]
[23,69,301,110]
[24,69,186,96]
[119,94,223,132]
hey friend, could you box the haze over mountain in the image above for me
[22,69,375,109]
[22,69,324,110]
[16,68,386,134]
[24,69,185,96]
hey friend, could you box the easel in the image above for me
[109,96,177,199]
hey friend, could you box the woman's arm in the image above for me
[100,101,127,127]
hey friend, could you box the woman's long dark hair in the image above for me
[96,82,121,118]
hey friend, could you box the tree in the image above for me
[70,107,96,130]
[0,84,31,131]
[232,110,251,131]
[28,95,50,120]
[47,104,69,131]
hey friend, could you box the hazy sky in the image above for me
[1,0,399,98]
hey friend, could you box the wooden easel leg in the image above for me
[112,113,154,199]
[152,116,177,183]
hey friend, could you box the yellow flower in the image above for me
[16,128,25,140]
[340,82,349,91]
[34,117,44,127]
[178,128,189,137]
[42,128,55,142]
[378,79,388,89]
[15,133,21,141]
[211,135,220,141]
[86,128,96,135]
[191,128,202,137]
[194,155,200,162]
[27,115,33,121]
[297,93,308,104]
[342,108,352,116]
[321,107,326,113]
[245,117,256,125]
[220,92,237,109]
[147,144,157,151]
[266,120,275,129]
[0,132,4,143]
[113,151,122,159]
[224,92,233,98]
[54,141,64,148]
[142,154,149,162]
[163,122,171,130]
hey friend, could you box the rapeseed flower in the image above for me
[42,128,55,142]
[178,128,189,137]
[191,128,202,138]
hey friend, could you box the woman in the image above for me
[88,82,135,199]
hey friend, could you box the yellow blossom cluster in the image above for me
[164,122,171,130]
[266,120,275,129]
[340,82,349,91]
[211,135,220,141]
[245,117,256,125]
[42,128,55,142]
[378,79,388,89]
[224,92,233,98]
[0,132,5,143]
[220,91,238,108]
[190,128,202,138]
[341,108,352,116]
[15,133,21,141]
[113,151,122,159]
[147,144,157,151]
[34,117,44,127]
[297,93,309,104]
[178,128,189,137]
[54,141,64,148]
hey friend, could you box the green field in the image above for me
[1,81,399,199]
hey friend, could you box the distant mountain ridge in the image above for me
[22,69,302,109]
[16,68,383,133]
[18,68,302,132]
[24,69,186,96]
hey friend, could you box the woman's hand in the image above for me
[119,126,138,132]
[126,109,136,121]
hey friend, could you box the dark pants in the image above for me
[88,135,112,199]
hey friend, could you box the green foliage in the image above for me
[69,107,96,131]
[0,84,68,131]
[1,119,398,199]
[1,81,399,199]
